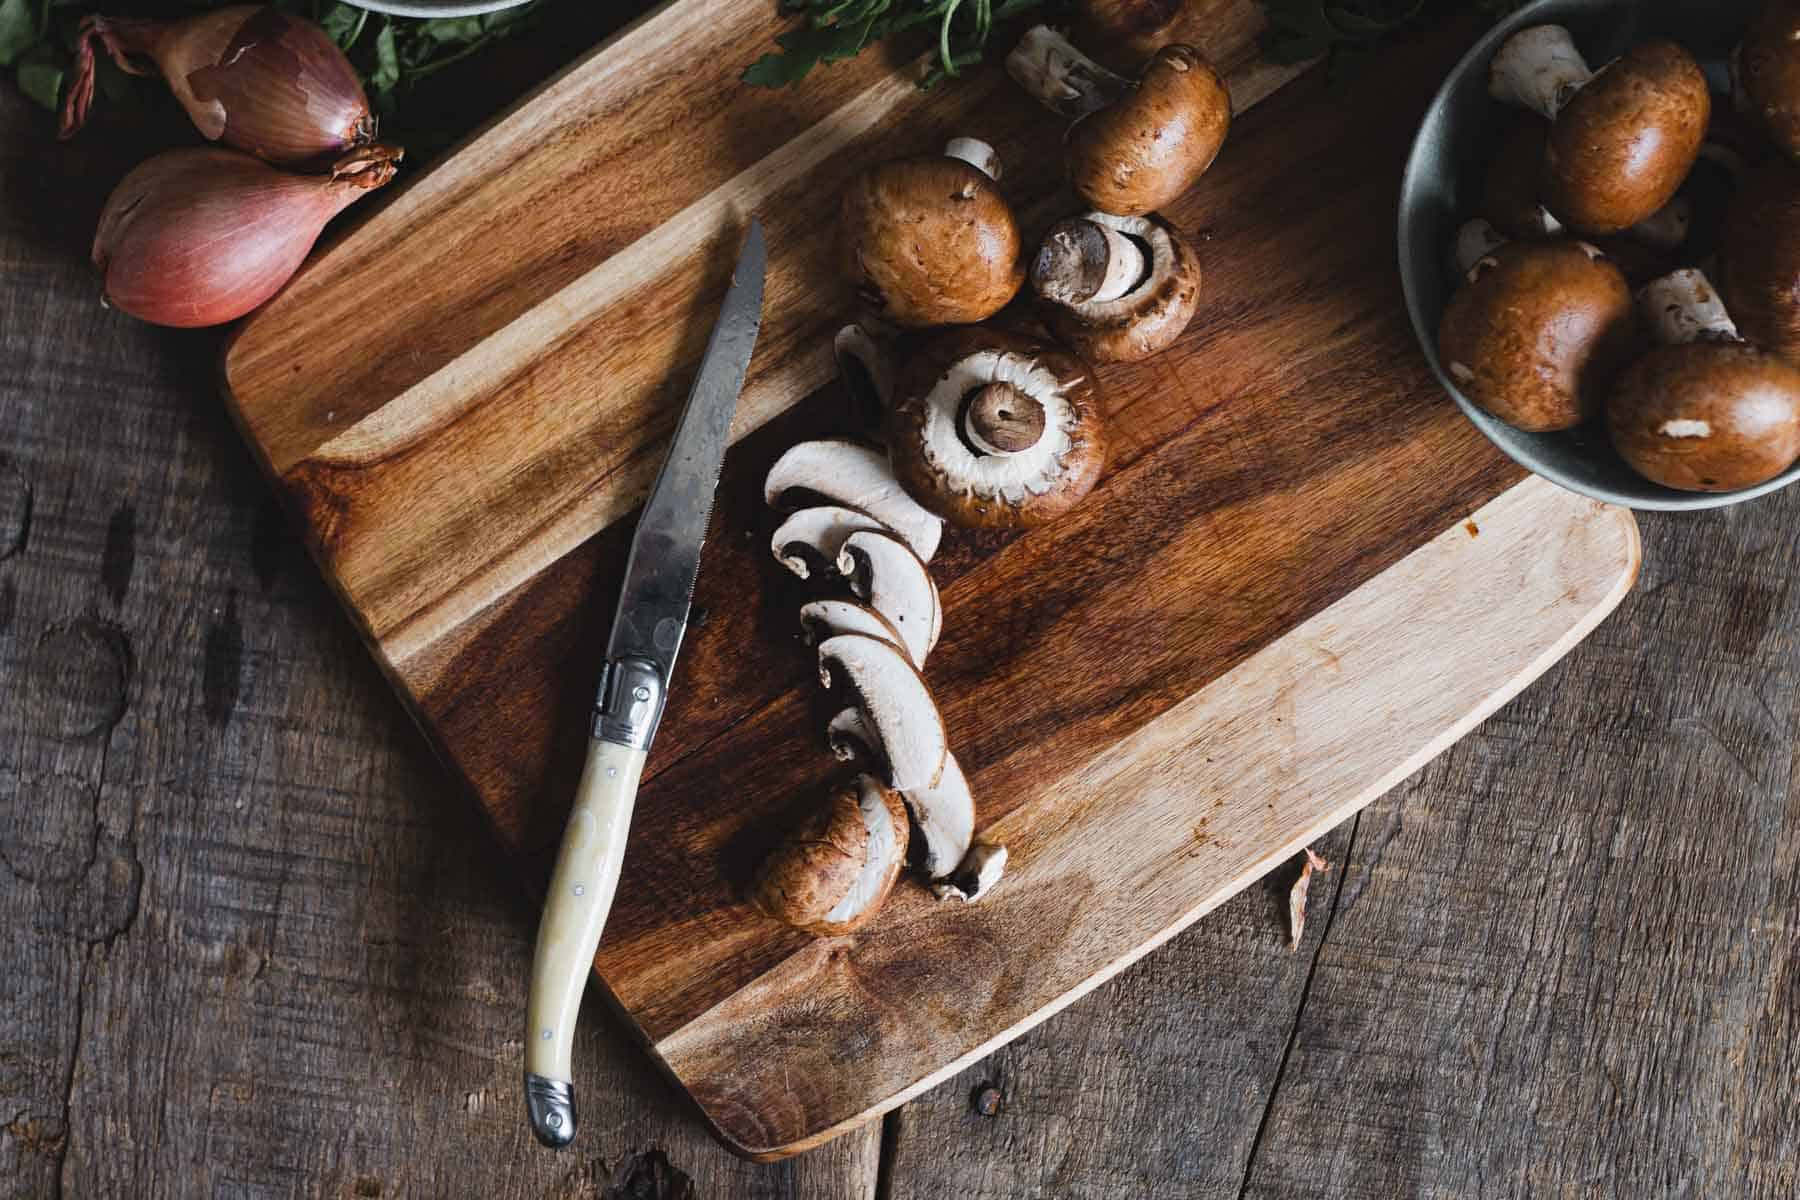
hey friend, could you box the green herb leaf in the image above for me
[16,56,60,109]
[372,19,401,94]
[0,0,38,69]
[744,0,1060,90]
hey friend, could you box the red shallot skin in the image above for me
[63,6,373,169]
[93,145,399,329]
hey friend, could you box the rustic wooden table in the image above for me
[3,13,1797,1197]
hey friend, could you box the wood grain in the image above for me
[213,0,1651,1160]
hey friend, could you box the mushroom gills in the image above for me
[817,634,948,791]
[771,506,887,581]
[901,751,977,880]
[827,706,878,763]
[820,776,910,926]
[764,439,943,563]
[931,841,1008,903]
[801,599,909,662]
[836,530,942,665]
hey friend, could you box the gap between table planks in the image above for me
[219,2,1640,1159]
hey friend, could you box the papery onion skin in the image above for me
[94,145,400,329]
[63,7,374,170]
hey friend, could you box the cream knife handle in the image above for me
[523,736,647,1148]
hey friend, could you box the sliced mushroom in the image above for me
[1720,162,1800,366]
[902,751,977,880]
[817,634,947,791]
[835,323,895,436]
[1008,26,1230,217]
[764,438,943,563]
[1490,26,1709,234]
[835,530,941,666]
[888,328,1108,529]
[770,506,886,581]
[753,775,909,936]
[1608,268,1800,492]
[1032,211,1201,362]
[931,841,1008,903]
[1735,0,1800,160]
[801,600,909,661]
[838,138,1024,327]
[1437,239,1636,432]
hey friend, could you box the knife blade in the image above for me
[524,221,765,1149]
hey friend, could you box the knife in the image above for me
[524,221,766,1149]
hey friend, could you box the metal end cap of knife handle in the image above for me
[525,1073,577,1149]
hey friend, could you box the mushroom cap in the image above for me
[1543,39,1710,235]
[750,782,871,927]
[1737,0,1800,161]
[1437,239,1636,432]
[1720,162,1800,366]
[1066,43,1230,217]
[839,155,1025,328]
[1039,211,1201,362]
[888,327,1109,529]
[1607,341,1800,492]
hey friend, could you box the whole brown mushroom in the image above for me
[1031,210,1201,362]
[1736,0,1800,160]
[888,327,1108,528]
[839,138,1024,328]
[1489,26,1709,235]
[1007,26,1229,217]
[1608,268,1800,491]
[1437,238,1636,432]
[1072,0,1186,72]
[1719,161,1800,365]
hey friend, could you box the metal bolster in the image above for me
[593,656,666,750]
[524,1073,577,1149]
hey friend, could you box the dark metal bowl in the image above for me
[1398,0,1789,510]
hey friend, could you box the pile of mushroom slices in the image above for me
[1439,16,1800,494]
[753,434,1007,939]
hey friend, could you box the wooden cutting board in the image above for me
[219,0,1640,1160]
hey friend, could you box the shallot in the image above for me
[62,6,374,169]
[94,144,400,328]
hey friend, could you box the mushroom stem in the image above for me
[1630,194,1693,251]
[1639,268,1742,345]
[963,383,1048,456]
[1033,216,1148,305]
[943,137,1001,180]
[1489,24,1594,120]
[1006,25,1133,119]
[1450,218,1508,281]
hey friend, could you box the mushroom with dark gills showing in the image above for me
[817,634,947,791]
[887,328,1108,529]
[1607,268,1800,492]
[836,530,942,667]
[1006,26,1230,218]
[838,139,1024,328]
[764,438,944,563]
[801,600,910,662]
[826,707,977,878]
[1031,211,1201,363]
[1436,239,1636,433]
[1489,26,1709,235]
[752,775,910,936]
[1720,162,1800,366]
[1735,0,1800,161]
[770,505,886,581]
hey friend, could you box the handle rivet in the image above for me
[607,767,617,778]
[541,1029,553,1040]
[573,884,585,896]
[633,685,651,702]
[547,1113,562,1130]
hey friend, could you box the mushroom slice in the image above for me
[835,530,941,665]
[752,776,909,936]
[801,600,909,662]
[817,634,947,791]
[771,506,886,580]
[1032,211,1201,363]
[826,705,877,763]
[888,327,1108,529]
[932,841,1008,903]
[835,323,895,436]
[901,751,977,880]
[764,438,943,563]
